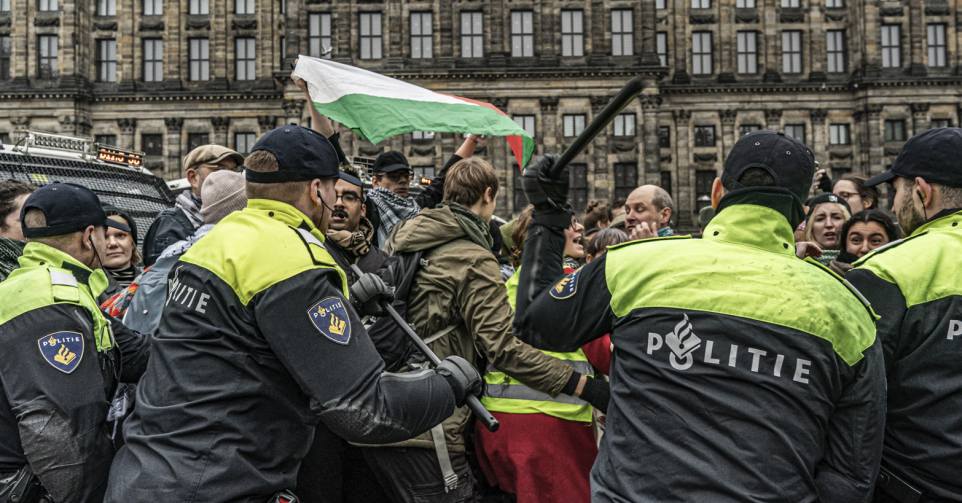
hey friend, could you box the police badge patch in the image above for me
[307,297,352,345]
[38,332,84,374]
[549,268,582,300]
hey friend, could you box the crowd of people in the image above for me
[0,80,960,503]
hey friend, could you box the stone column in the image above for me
[58,115,79,136]
[672,0,690,83]
[282,99,305,126]
[811,109,827,168]
[721,109,737,159]
[673,109,693,228]
[487,0,505,66]
[858,1,881,76]
[211,117,230,147]
[164,118,184,178]
[718,0,735,82]
[640,0,661,66]
[808,7,825,80]
[283,0,299,68]
[539,97,560,156]
[641,94,663,186]
[911,103,930,135]
[762,0,780,82]
[118,119,137,149]
[590,95,610,199]
[865,104,884,177]
[908,0,926,75]
[764,108,782,130]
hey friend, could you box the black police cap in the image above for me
[246,124,352,184]
[372,151,410,174]
[866,127,962,188]
[20,182,108,238]
[722,130,816,200]
[804,192,852,220]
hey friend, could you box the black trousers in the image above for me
[361,447,475,503]
[295,427,391,503]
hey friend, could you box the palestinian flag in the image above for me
[292,55,535,169]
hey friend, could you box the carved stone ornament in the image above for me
[117,118,137,133]
[866,104,884,116]
[911,102,930,113]
[11,116,30,130]
[210,117,230,132]
[824,12,847,22]
[231,19,257,30]
[33,17,60,27]
[165,117,184,132]
[410,145,436,156]
[673,109,691,122]
[305,0,329,4]
[491,97,508,110]
[925,5,950,15]
[828,150,852,160]
[660,154,673,163]
[185,19,211,30]
[641,94,663,109]
[657,15,669,26]
[880,6,904,16]
[884,147,902,156]
[539,96,559,112]
[810,109,827,124]
[0,16,13,28]
[690,13,715,24]
[359,144,382,156]
[722,109,737,124]
[590,95,610,112]
[282,99,305,117]
[58,115,78,132]
[145,161,165,171]
[257,115,276,132]
[735,10,760,23]
[139,20,164,31]
[611,141,637,153]
[766,109,783,121]
[93,21,118,31]
[779,10,805,23]
[693,153,718,162]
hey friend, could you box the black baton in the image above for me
[350,264,500,432]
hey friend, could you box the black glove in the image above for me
[349,273,394,318]
[818,171,833,193]
[563,372,611,414]
[436,356,482,408]
[522,154,572,228]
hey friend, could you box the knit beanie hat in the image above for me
[200,170,247,224]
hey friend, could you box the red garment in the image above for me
[581,334,611,376]
[475,412,597,503]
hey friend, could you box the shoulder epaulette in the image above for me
[607,234,692,251]
[853,229,927,267]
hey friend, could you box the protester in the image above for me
[623,185,673,240]
[801,193,852,266]
[101,205,143,296]
[105,125,479,503]
[609,212,626,232]
[584,227,627,263]
[513,131,884,502]
[0,183,151,503]
[698,205,716,236]
[360,158,608,503]
[828,209,900,277]
[846,128,962,503]
[325,164,389,286]
[610,197,627,220]
[141,144,243,266]
[583,199,611,244]
[833,174,879,212]
[0,178,35,281]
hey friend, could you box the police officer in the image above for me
[846,128,962,503]
[105,125,481,503]
[0,183,150,503]
[513,130,886,503]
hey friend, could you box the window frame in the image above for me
[143,39,163,82]
[97,0,115,16]
[189,0,208,15]
[0,0,8,11]
[189,38,210,81]
[739,125,761,135]
[658,126,671,148]
[561,10,584,57]
[511,11,534,58]
[412,131,435,140]
[781,30,802,74]
[829,124,850,145]
[692,32,712,75]
[0,35,10,81]
[656,32,668,66]
[513,115,536,138]
[142,134,163,156]
[38,0,57,11]
[235,0,253,14]
[611,9,633,57]
[95,134,117,146]
[309,13,332,59]
[38,35,58,79]
[235,37,255,81]
[568,163,588,212]
[785,124,805,144]
[695,171,716,211]
[410,11,433,59]
[884,120,905,142]
[825,0,843,7]
[614,162,638,200]
[736,31,757,74]
[359,12,383,60]
[931,119,952,129]
[188,133,210,151]
[780,0,799,7]
[234,132,257,154]
[613,113,636,137]
[881,25,901,68]
[143,0,161,15]
[691,0,710,8]
[694,125,716,147]
[826,30,845,73]
[736,0,755,7]
[563,114,586,137]
[927,24,946,68]
[460,11,483,58]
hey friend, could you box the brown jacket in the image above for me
[379,206,574,452]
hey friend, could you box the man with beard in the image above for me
[847,128,962,503]
[326,165,389,286]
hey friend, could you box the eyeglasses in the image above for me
[382,170,412,182]
[336,192,360,204]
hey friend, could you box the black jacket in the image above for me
[847,209,962,501]
[141,206,195,267]
[513,201,885,503]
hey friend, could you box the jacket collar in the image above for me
[703,203,797,257]
[245,199,327,244]
[17,242,109,298]
[912,208,962,237]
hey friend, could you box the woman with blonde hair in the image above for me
[801,193,852,266]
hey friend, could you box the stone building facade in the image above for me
[1,0,960,226]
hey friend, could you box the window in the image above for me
[656,33,668,66]
[413,166,435,179]
[785,124,805,144]
[280,36,285,64]
[737,31,757,74]
[611,10,633,57]
[660,172,672,199]
[695,171,715,211]
[694,126,715,147]
[825,0,843,7]
[782,31,801,73]
[280,0,284,14]
[95,135,117,146]
[143,39,162,82]
[656,0,666,8]
[932,119,951,129]
[189,0,208,14]
[659,126,670,148]
[614,163,637,200]
[38,0,56,11]
[0,36,9,81]
[568,164,588,212]
[142,134,163,156]
[692,32,712,75]
[411,12,433,59]
[461,12,483,58]
[309,14,332,59]
[739,124,760,135]
[563,114,586,137]
[927,24,946,67]
[780,0,799,6]
[235,0,253,14]
[360,12,382,60]
[884,120,905,142]
[829,124,850,145]
[736,0,755,7]
[235,38,255,80]
[561,11,584,57]
[691,0,710,8]
[97,39,117,82]
[38,36,57,78]
[412,131,435,140]
[0,0,8,10]
[511,11,534,57]
[98,0,115,15]
[189,38,209,81]
[235,133,256,154]
[881,25,900,68]
[827,30,845,73]
[144,0,161,15]
[188,133,209,151]
[613,114,636,137]
[513,115,536,138]
[0,133,10,145]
